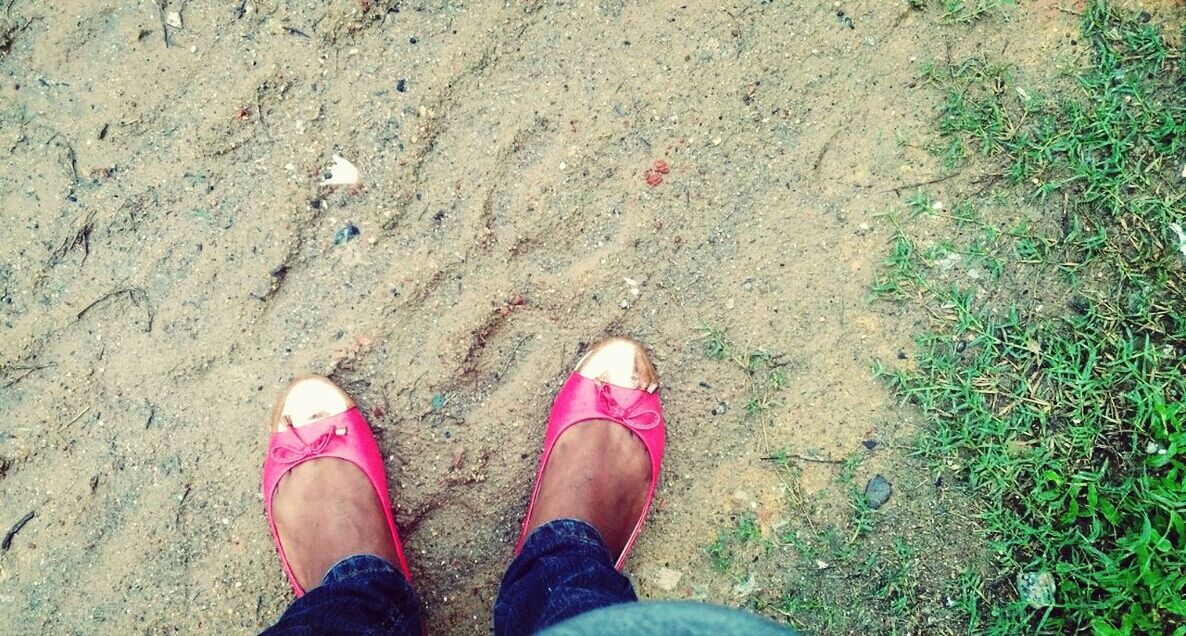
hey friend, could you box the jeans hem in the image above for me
[320,554,401,587]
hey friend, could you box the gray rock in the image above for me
[864,474,892,509]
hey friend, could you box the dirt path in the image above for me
[0,1,1080,632]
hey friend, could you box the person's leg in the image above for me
[263,555,421,636]
[538,601,798,635]
[494,519,637,634]
[261,377,420,635]
[495,338,659,635]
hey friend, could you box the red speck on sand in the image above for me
[645,159,670,186]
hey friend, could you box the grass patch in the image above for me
[698,324,790,450]
[705,511,765,573]
[908,0,1015,23]
[696,327,973,633]
[695,322,790,575]
[699,323,732,361]
[876,1,1186,632]
[707,529,735,572]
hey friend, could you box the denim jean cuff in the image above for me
[521,518,612,562]
[320,554,401,587]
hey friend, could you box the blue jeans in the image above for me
[262,519,795,635]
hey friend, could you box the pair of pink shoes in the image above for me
[262,337,667,596]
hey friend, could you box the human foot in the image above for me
[521,338,665,565]
[265,376,408,593]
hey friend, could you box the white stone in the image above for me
[322,155,360,186]
[653,567,683,591]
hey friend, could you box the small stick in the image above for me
[2,364,50,389]
[45,132,81,187]
[75,287,153,331]
[881,171,962,194]
[160,23,170,48]
[255,90,267,130]
[76,288,134,320]
[400,371,427,411]
[757,402,770,453]
[2,367,35,388]
[812,130,840,173]
[64,406,92,428]
[761,453,844,465]
[175,483,191,526]
[2,511,34,551]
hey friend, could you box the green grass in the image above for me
[706,512,764,573]
[915,0,1016,23]
[736,513,762,543]
[875,2,1186,633]
[698,325,789,449]
[699,323,731,361]
[834,452,880,542]
[948,0,1014,22]
[707,530,734,572]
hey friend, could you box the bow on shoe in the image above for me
[596,383,661,430]
[269,426,347,463]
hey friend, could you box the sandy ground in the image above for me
[0,1,1100,633]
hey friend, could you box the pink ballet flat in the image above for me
[262,376,412,596]
[515,337,666,570]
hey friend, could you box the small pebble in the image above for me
[711,402,728,416]
[333,223,360,245]
[864,474,892,509]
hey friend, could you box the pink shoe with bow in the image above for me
[515,337,667,570]
[262,376,412,596]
